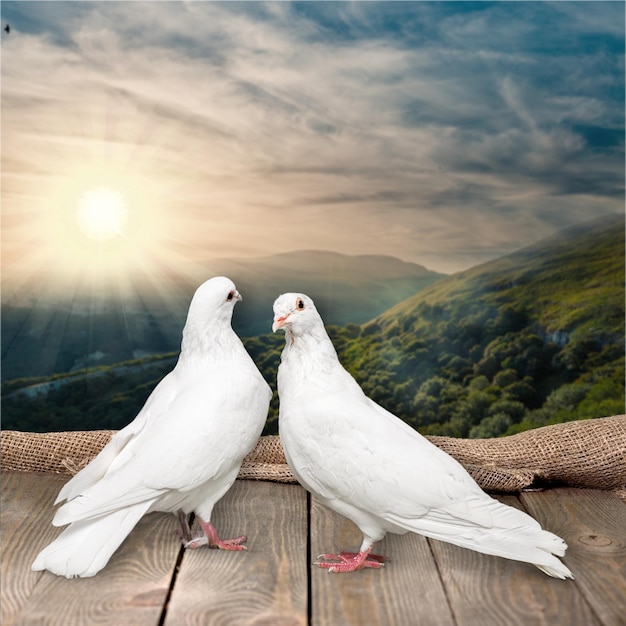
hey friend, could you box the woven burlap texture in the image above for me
[2,415,625,492]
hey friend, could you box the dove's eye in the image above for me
[297,298,305,310]
[227,291,234,301]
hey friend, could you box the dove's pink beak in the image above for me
[272,315,288,332]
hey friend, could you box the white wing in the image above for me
[55,369,180,504]
[282,383,571,577]
[283,384,522,526]
[55,361,270,526]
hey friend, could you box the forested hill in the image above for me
[339,213,625,437]
[378,213,624,341]
[3,214,624,436]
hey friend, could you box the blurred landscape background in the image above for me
[2,2,624,436]
[3,213,624,437]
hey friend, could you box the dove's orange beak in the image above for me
[272,315,288,332]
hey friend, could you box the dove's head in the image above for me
[272,292,322,335]
[186,276,242,330]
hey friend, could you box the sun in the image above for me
[76,186,128,242]
[4,161,177,296]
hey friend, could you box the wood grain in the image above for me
[164,480,308,626]
[1,472,67,625]
[4,472,624,626]
[427,494,599,626]
[521,488,626,626]
[3,472,181,626]
[309,495,455,626]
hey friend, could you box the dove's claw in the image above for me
[343,551,385,563]
[198,519,248,551]
[316,551,386,564]
[314,546,384,572]
[177,514,248,551]
[182,533,247,551]
[209,534,248,551]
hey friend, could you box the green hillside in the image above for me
[3,214,624,437]
[383,214,624,342]
[340,213,625,436]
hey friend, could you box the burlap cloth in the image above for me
[2,415,625,493]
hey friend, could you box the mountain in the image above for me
[338,213,625,437]
[210,250,443,336]
[3,214,623,437]
[378,213,624,341]
[1,251,443,380]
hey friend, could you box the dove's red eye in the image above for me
[297,298,305,310]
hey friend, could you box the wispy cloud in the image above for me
[1,1,623,281]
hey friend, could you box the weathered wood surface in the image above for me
[2,471,625,626]
[429,494,600,626]
[521,489,626,626]
[164,481,308,626]
[310,495,455,626]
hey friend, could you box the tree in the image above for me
[470,414,513,438]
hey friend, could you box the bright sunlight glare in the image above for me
[76,186,128,242]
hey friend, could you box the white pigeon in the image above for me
[33,276,271,578]
[272,292,574,578]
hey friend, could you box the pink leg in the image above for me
[175,510,247,551]
[314,546,385,573]
[317,551,386,564]
[184,518,247,551]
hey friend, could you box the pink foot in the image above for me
[317,551,386,564]
[314,547,384,573]
[175,510,247,551]
[185,519,248,551]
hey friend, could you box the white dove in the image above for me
[272,292,573,578]
[33,276,271,578]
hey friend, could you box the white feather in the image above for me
[33,277,271,578]
[273,292,574,579]
[32,503,151,578]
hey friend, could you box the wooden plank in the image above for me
[521,488,626,626]
[19,512,181,626]
[309,496,455,626]
[3,471,182,626]
[164,480,308,626]
[1,472,67,626]
[428,494,599,626]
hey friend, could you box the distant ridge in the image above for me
[228,249,438,279]
[205,250,444,337]
[1,250,444,380]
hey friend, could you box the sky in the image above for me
[1,1,624,300]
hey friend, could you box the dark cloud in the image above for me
[570,125,624,150]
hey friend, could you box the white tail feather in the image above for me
[535,562,574,580]
[32,502,150,578]
[389,511,574,579]
[418,524,573,579]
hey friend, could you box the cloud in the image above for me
[1,1,623,279]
